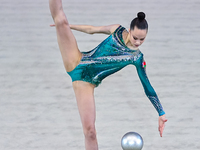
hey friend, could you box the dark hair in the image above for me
[130,12,148,30]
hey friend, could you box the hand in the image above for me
[50,24,72,28]
[50,24,55,27]
[158,114,167,137]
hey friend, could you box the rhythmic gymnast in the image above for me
[49,0,167,150]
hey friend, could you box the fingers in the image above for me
[160,131,162,137]
[159,119,167,137]
[158,125,162,137]
[50,24,55,27]
[159,124,164,137]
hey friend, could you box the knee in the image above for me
[83,125,97,140]
[53,15,69,27]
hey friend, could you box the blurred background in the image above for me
[0,0,200,149]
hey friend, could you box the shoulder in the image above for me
[112,25,129,45]
[84,24,121,35]
[112,25,128,34]
[113,25,129,40]
[93,24,121,35]
[100,24,127,35]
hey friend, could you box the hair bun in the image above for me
[137,12,145,21]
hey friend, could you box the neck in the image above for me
[125,32,130,45]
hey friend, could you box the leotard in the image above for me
[67,25,165,116]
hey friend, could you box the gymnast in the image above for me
[49,0,167,150]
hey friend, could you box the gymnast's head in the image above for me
[128,12,148,48]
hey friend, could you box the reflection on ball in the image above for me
[121,132,143,150]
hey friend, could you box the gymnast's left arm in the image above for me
[136,57,167,137]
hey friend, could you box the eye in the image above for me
[140,38,145,41]
[133,36,138,40]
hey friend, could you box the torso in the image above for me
[67,25,143,87]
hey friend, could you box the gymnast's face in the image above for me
[129,26,147,48]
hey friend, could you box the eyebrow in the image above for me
[133,36,145,40]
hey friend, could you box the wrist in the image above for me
[159,111,165,116]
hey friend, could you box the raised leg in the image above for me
[73,81,98,150]
[49,0,82,72]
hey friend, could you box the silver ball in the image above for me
[121,132,143,150]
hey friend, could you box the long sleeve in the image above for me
[135,56,165,116]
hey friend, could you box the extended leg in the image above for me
[49,0,82,72]
[73,81,98,150]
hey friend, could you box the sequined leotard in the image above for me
[67,25,165,116]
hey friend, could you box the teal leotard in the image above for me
[67,25,165,116]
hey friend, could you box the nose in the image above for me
[135,40,140,45]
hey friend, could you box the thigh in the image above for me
[73,81,96,128]
[55,14,82,72]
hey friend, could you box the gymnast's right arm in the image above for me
[50,22,120,35]
[69,24,120,35]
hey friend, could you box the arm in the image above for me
[50,24,120,35]
[49,0,119,35]
[136,58,165,116]
[69,24,120,35]
[136,56,167,137]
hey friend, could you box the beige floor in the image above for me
[0,0,200,149]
